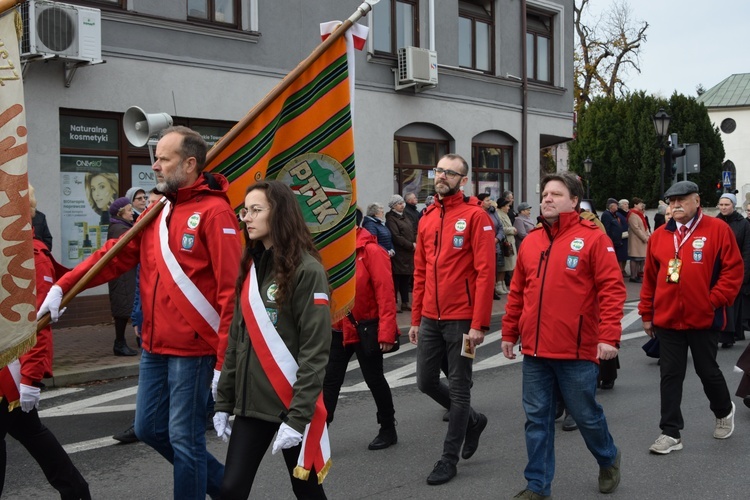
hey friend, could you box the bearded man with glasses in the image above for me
[408,153,496,485]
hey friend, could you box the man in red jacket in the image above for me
[639,180,742,455]
[408,154,495,486]
[39,126,241,499]
[501,172,624,499]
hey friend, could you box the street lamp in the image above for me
[583,157,593,200]
[652,108,671,198]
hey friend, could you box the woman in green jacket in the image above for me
[214,181,331,499]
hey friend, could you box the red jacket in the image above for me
[639,209,743,331]
[411,191,496,331]
[333,229,399,345]
[56,174,241,369]
[502,211,626,362]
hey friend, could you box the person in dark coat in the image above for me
[28,184,53,251]
[616,199,630,276]
[601,198,627,275]
[654,202,667,230]
[106,197,138,356]
[385,195,416,312]
[362,202,395,256]
[403,192,421,233]
[716,193,750,347]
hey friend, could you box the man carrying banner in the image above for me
[39,126,242,499]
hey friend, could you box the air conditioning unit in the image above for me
[20,0,102,63]
[396,46,438,91]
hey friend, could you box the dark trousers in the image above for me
[221,416,326,500]
[393,274,411,306]
[0,400,90,499]
[655,328,732,438]
[323,331,395,425]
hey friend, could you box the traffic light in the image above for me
[715,181,723,197]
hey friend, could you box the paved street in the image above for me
[5,301,749,499]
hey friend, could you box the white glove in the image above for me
[211,369,221,401]
[212,411,232,442]
[19,384,41,413]
[37,284,65,322]
[272,422,303,455]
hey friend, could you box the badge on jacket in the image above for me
[181,233,195,251]
[566,255,579,269]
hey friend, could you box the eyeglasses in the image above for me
[134,196,147,201]
[239,206,269,219]
[433,167,465,179]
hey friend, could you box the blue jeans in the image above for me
[522,357,617,496]
[134,350,224,500]
[416,318,479,465]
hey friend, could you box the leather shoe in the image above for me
[562,412,578,431]
[113,425,138,444]
[113,341,137,356]
[442,409,450,422]
[461,413,487,459]
[600,380,615,390]
[744,396,750,410]
[426,459,456,485]
[368,425,397,450]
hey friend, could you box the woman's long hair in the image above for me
[235,180,321,306]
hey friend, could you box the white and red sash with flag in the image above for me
[152,200,220,340]
[240,263,331,484]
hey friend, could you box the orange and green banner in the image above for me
[0,8,37,369]
[205,35,357,321]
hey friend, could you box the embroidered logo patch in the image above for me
[181,234,195,250]
[453,235,464,248]
[265,308,278,325]
[693,250,703,262]
[187,213,201,229]
[455,219,467,232]
[566,255,579,269]
[692,239,704,249]
[266,283,278,302]
[570,238,584,251]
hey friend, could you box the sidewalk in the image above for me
[44,279,644,388]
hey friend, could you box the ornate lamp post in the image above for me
[652,108,671,198]
[583,157,593,200]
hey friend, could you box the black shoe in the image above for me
[368,425,397,450]
[494,292,502,300]
[113,425,138,444]
[721,342,734,349]
[562,412,578,431]
[629,277,642,283]
[113,340,138,356]
[555,400,565,420]
[442,409,450,422]
[426,459,457,485]
[744,396,750,410]
[600,380,615,390]
[461,413,488,459]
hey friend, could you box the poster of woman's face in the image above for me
[85,172,118,216]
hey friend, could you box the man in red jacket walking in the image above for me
[639,181,741,455]
[501,172,625,499]
[408,154,495,486]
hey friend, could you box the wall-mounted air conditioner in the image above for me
[21,0,102,63]
[395,46,438,92]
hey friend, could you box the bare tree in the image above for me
[574,0,649,111]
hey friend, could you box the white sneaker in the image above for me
[649,434,683,454]
[714,401,735,439]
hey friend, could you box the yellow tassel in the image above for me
[316,459,332,484]
[292,465,310,482]
[0,333,36,373]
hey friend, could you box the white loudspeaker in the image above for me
[123,106,173,147]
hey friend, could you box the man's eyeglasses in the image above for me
[433,167,465,179]
[239,206,269,219]
[133,195,147,201]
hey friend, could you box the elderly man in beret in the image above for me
[639,181,743,454]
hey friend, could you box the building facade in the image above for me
[21,0,574,325]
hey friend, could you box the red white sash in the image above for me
[240,263,331,484]
[0,360,22,411]
[153,200,220,340]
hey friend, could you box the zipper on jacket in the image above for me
[240,325,249,414]
[434,206,444,319]
[464,279,472,307]
[576,316,583,359]
[534,242,553,355]
[536,250,546,278]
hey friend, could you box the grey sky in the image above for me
[588,0,749,98]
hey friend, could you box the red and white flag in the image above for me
[0,7,36,369]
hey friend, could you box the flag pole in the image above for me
[0,0,21,16]
[206,0,379,164]
[36,199,167,332]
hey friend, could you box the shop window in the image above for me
[471,144,513,201]
[393,137,448,202]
